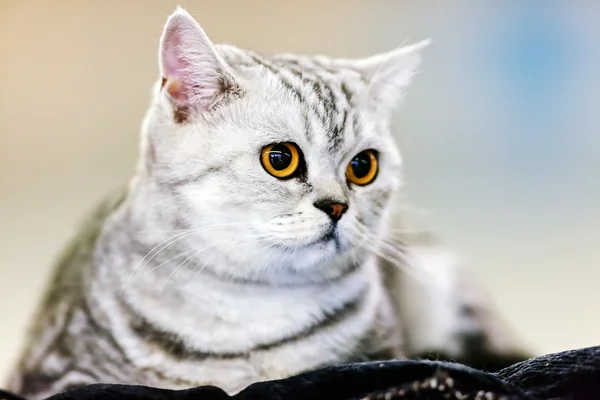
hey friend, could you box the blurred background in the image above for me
[1,0,599,382]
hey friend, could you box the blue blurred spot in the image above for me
[479,5,578,180]
[489,11,574,119]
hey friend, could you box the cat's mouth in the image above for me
[298,225,338,249]
[272,224,345,253]
[321,226,336,242]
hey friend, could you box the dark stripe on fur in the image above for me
[250,55,305,105]
[16,371,62,397]
[79,298,129,364]
[247,54,358,151]
[255,284,368,351]
[123,284,368,360]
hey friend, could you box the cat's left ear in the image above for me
[355,40,430,107]
[158,7,241,116]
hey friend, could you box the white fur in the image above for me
[7,9,528,400]
[140,8,427,284]
[106,8,426,392]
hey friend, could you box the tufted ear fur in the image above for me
[159,7,241,117]
[354,40,430,106]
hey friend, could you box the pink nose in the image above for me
[313,200,348,222]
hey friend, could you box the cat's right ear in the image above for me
[352,40,430,108]
[159,7,241,118]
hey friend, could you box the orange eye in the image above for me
[346,150,378,186]
[260,143,301,179]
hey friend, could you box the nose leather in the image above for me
[313,200,348,222]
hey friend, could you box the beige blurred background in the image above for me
[1,0,599,383]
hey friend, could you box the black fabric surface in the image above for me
[2,345,599,400]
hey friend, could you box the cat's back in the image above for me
[31,186,128,316]
[5,187,128,396]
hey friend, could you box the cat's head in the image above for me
[139,7,428,283]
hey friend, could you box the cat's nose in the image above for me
[313,200,348,222]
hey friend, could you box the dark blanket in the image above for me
[2,346,598,400]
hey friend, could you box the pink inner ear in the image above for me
[159,12,230,111]
[162,28,184,77]
[161,25,192,104]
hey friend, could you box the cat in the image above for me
[5,7,530,399]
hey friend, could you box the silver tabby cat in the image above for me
[6,8,529,399]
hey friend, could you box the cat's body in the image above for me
[6,8,529,399]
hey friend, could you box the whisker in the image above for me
[349,223,433,285]
[158,232,274,279]
[192,234,277,281]
[136,222,259,272]
[120,229,200,294]
[161,234,269,288]
[144,246,204,275]
[161,248,203,290]
[122,222,260,292]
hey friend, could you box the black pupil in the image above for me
[351,152,372,178]
[269,144,293,171]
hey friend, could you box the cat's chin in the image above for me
[289,224,353,251]
[296,230,337,250]
[276,239,357,277]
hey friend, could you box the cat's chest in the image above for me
[136,313,403,395]
[97,267,403,393]
[171,290,396,384]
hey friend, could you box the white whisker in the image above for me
[121,229,200,294]
[122,222,260,292]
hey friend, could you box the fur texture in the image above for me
[6,8,528,399]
